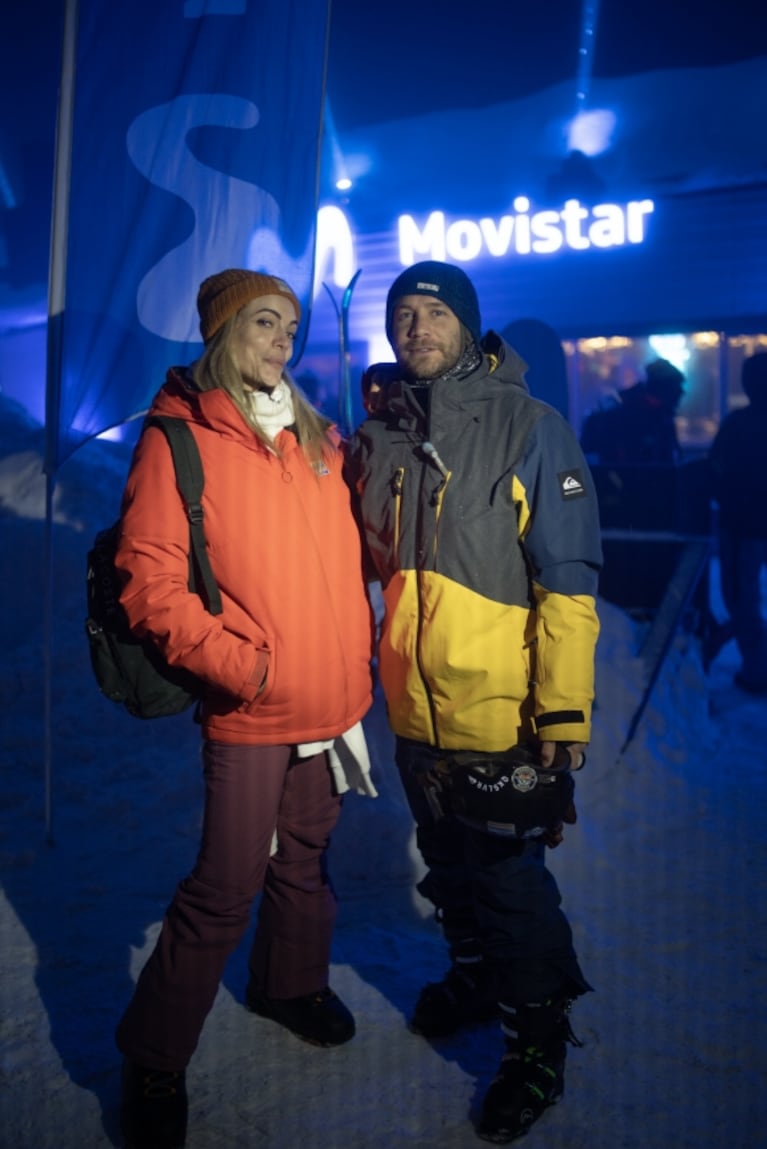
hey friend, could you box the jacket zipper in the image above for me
[431,472,451,562]
[392,466,404,569]
[416,450,452,749]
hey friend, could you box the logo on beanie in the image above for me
[386,261,483,345]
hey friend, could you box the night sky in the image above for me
[1,0,765,290]
[327,0,767,128]
[4,1,766,134]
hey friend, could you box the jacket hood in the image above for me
[480,330,529,390]
[148,366,261,447]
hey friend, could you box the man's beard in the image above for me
[404,335,482,386]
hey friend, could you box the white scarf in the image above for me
[245,380,296,441]
[269,722,377,856]
[298,721,378,797]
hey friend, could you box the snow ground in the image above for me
[0,396,765,1148]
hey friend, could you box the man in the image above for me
[708,351,767,694]
[345,261,602,1143]
[580,357,685,465]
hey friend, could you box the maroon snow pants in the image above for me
[115,740,343,1071]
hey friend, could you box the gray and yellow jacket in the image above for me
[345,332,602,753]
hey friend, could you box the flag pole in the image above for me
[43,0,80,845]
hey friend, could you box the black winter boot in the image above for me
[411,952,501,1038]
[246,982,355,1046]
[120,1059,187,1149]
[477,996,581,1143]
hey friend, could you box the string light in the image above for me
[575,0,602,116]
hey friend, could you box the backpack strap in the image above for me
[145,415,223,617]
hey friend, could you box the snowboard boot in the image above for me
[411,952,501,1038]
[120,1059,188,1149]
[477,995,582,1143]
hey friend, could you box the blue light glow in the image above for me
[566,108,617,157]
[648,334,690,374]
[574,0,602,116]
[313,205,356,290]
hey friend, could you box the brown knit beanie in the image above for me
[197,269,301,343]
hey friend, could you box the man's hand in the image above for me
[539,741,584,847]
[539,741,587,771]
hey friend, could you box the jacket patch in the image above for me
[558,469,586,499]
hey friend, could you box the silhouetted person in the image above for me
[580,358,685,465]
[709,352,767,693]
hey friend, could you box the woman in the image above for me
[114,269,375,1149]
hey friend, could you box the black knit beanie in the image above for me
[385,261,482,345]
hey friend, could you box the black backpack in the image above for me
[85,415,222,719]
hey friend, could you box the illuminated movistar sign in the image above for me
[314,196,655,292]
[398,196,655,264]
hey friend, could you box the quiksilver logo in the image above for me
[558,469,586,499]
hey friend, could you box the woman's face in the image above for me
[232,294,299,390]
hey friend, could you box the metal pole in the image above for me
[43,0,80,844]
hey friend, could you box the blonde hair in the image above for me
[189,313,336,468]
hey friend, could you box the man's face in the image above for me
[390,294,463,380]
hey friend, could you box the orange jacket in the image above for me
[115,370,374,745]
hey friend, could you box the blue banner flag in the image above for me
[47,0,330,469]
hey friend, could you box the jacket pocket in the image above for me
[244,644,274,712]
